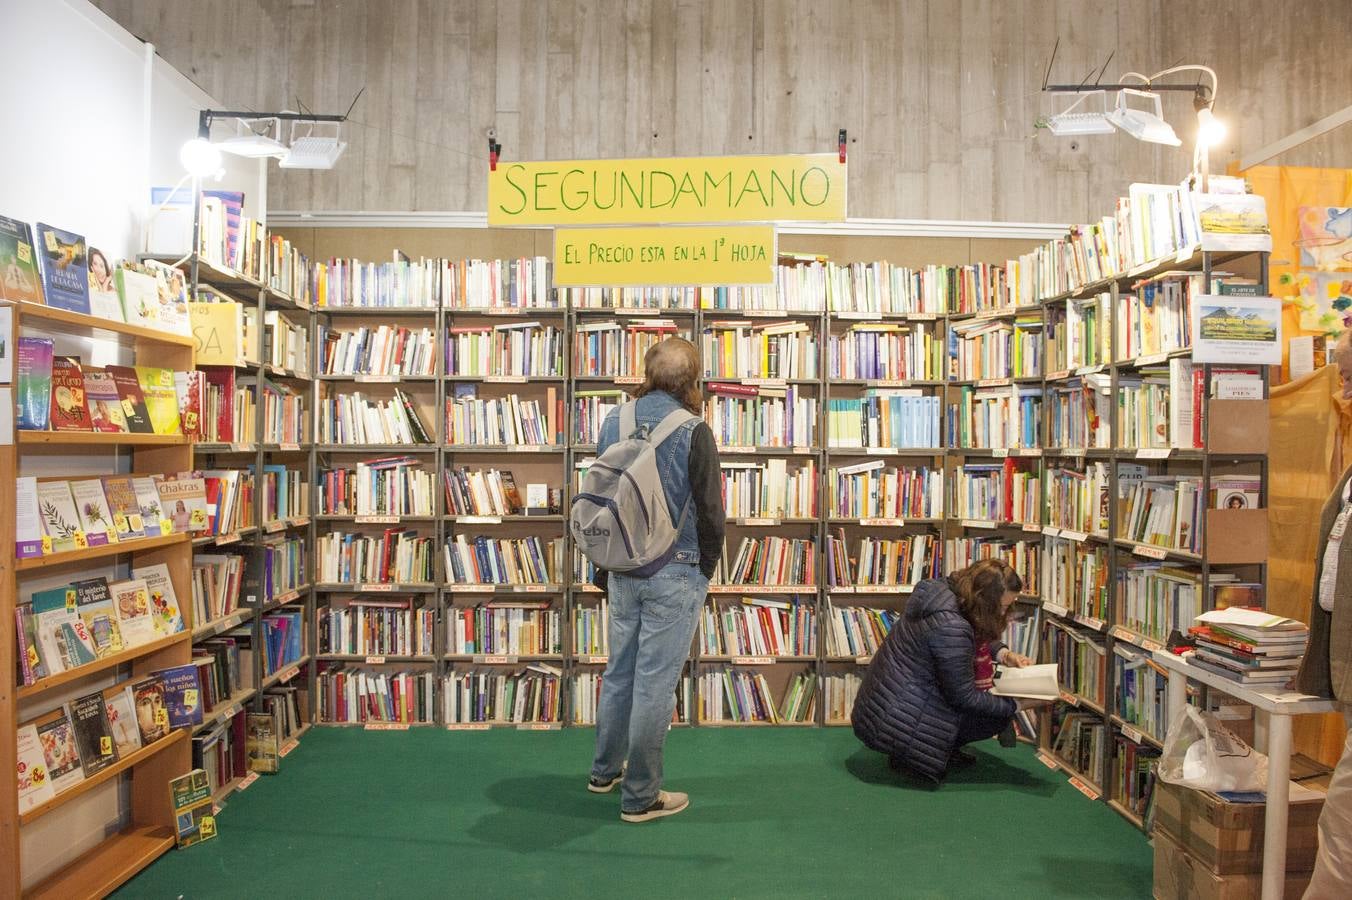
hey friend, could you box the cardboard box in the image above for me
[1153,779,1323,875]
[1204,508,1268,564]
[1154,829,1310,900]
[1207,399,1269,455]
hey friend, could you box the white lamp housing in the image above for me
[279,120,347,170]
[1047,90,1116,136]
[1109,89,1182,146]
[1196,106,1227,147]
[179,137,223,177]
[216,117,288,158]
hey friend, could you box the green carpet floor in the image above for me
[114,727,1151,899]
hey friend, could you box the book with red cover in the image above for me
[50,356,93,431]
[105,365,154,433]
[201,366,236,442]
[706,381,760,397]
[174,370,204,440]
[82,366,129,433]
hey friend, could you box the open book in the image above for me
[990,663,1060,700]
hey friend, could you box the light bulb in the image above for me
[180,137,223,176]
[1196,107,1227,147]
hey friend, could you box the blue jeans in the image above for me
[590,562,706,812]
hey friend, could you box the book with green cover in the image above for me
[31,584,97,672]
[0,214,44,303]
[169,768,217,847]
[134,366,182,435]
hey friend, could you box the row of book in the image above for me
[265,309,310,373]
[714,536,816,586]
[1045,294,1110,374]
[949,461,1040,525]
[822,602,897,658]
[721,458,817,519]
[697,669,816,723]
[317,530,437,585]
[317,668,437,724]
[445,388,563,446]
[828,460,942,520]
[824,532,940,588]
[569,672,690,726]
[946,536,1040,591]
[15,567,184,684]
[573,319,682,378]
[443,535,563,586]
[825,392,941,450]
[1041,538,1109,620]
[15,347,196,436]
[444,467,527,517]
[1046,377,1112,449]
[1113,647,1170,742]
[947,385,1042,449]
[446,604,562,656]
[17,471,218,558]
[318,599,436,657]
[261,537,308,603]
[700,321,819,380]
[705,385,817,448]
[443,665,564,723]
[448,322,566,377]
[698,598,816,657]
[16,664,203,813]
[1186,607,1309,686]
[318,389,432,445]
[1046,620,1108,707]
[192,552,247,632]
[319,457,436,517]
[0,215,194,334]
[319,324,437,377]
[827,322,942,381]
[947,315,1042,381]
[1046,464,1110,533]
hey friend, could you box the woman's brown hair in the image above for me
[634,337,702,414]
[947,559,1022,642]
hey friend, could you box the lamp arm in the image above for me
[1119,65,1219,104]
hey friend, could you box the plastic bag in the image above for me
[1157,705,1267,792]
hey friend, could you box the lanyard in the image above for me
[1318,484,1352,613]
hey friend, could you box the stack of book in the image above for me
[1187,608,1309,685]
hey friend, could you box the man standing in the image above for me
[1297,332,1352,898]
[585,338,724,823]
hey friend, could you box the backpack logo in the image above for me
[579,525,611,537]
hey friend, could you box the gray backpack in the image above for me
[571,402,697,576]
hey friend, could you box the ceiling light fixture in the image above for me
[216,117,288,158]
[1046,90,1116,136]
[1108,89,1182,146]
[278,119,348,170]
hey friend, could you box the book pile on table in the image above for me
[1186,607,1309,686]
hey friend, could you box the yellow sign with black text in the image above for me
[489,154,846,226]
[553,225,776,286]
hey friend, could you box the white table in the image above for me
[1151,650,1338,900]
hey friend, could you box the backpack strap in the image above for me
[646,407,699,447]
[619,401,639,440]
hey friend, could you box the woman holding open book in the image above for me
[851,559,1043,785]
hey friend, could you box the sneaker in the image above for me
[621,790,689,823]
[587,773,622,794]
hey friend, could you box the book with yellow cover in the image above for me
[134,366,181,435]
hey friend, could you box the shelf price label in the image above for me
[279,740,299,758]
[1042,526,1062,537]
[961,520,996,529]
[1076,614,1106,631]
[446,723,492,731]
[1068,776,1101,800]
[216,533,241,546]
[364,656,387,665]
[1060,530,1089,543]
[1059,690,1080,707]
[278,665,301,684]
[264,521,286,533]
[222,703,243,721]
[1121,724,1145,745]
[1136,448,1172,459]
[731,656,775,665]
[614,376,643,385]
[517,722,561,731]
[274,590,300,603]
[976,377,1011,387]
[485,375,528,384]
[582,656,608,665]
[355,515,400,524]
[458,516,503,524]
[288,517,310,527]
[474,654,519,664]
[365,722,410,731]
[1042,601,1070,618]
[1035,752,1060,771]
[739,517,779,526]
[854,656,873,665]
[1132,545,1169,560]
[1047,370,1071,380]
[360,583,395,592]
[859,518,903,527]
[239,772,260,790]
[279,443,301,452]
[744,378,786,387]
[355,374,397,384]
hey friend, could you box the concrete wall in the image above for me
[93,0,1352,223]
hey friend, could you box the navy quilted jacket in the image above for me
[851,577,1018,777]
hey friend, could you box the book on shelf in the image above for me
[1041,538,1109,621]
[0,214,44,303]
[319,323,437,377]
[714,535,816,586]
[442,665,564,724]
[828,320,941,381]
[104,686,143,757]
[444,387,560,446]
[70,478,116,546]
[132,476,168,538]
[318,667,436,724]
[949,459,1039,525]
[132,674,171,744]
[825,530,937,588]
[115,262,161,329]
[131,562,186,635]
[318,529,437,585]
[1047,375,1112,449]
[1045,619,1107,707]
[825,390,937,450]
[245,712,280,774]
[319,598,435,656]
[1113,646,1170,740]
[312,256,441,309]
[110,577,158,646]
[320,456,435,517]
[990,663,1060,700]
[572,318,683,378]
[319,388,434,445]
[448,321,565,377]
[704,383,817,449]
[16,723,55,814]
[140,259,192,336]
[251,374,308,444]
[175,370,204,441]
[192,553,247,627]
[264,309,311,373]
[823,600,898,658]
[445,602,561,655]
[50,356,93,431]
[73,577,123,658]
[36,479,84,553]
[572,390,626,444]
[83,367,129,432]
[1118,475,1203,553]
[192,713,248,800]
[1051,707,1106,778]
[443,534,561,586]
[260,537,307,601]
[37,711,86,794]
[33,223,91,315]
[156,472,210,533]
[16,336,54,430]
[946,536,1040,589]
[105,365,154,434]
[696,667,816,724]
[443,466,526,516]
[441,256,554,309]
[828,460,939,520]
[721,457,817,519]
[948,384,1042,449]
[700,319,819,380]
[169,769,217,847]
[573,598,609,656]
[561,284,694,311]
[1116,564,1197,644]
[698,597,816,657]
[66,690,120,777]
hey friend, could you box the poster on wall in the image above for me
[1191,294,1282,365]
[1296,271,1352,335]
[1296,206,1352,269]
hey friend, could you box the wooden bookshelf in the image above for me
[16,631,191,701]
[13,532,188,571]
[19,730,188,826]
[17,431,191,446]
[24,826,177,900]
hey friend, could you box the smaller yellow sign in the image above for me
[553,225,776,287]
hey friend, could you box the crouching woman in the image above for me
[851,559,1035,784]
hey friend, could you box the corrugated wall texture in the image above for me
[94,0,1352,221]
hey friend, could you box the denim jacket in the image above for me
[596,391,702,567]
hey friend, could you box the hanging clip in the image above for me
[838,129,847,164]
[489,140,501,171]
